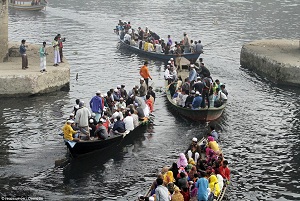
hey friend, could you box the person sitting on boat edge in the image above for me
[220,84,228,96]
[112,116,126,133]
[191,91,202,110]
[219,160,230,183]
[214,88,227,107]
[208,125,219,142]
[186,137,201,163]
[94,119,108,140]
[62,120,80,142]
[124,32,131,45]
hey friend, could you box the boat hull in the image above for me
[166,87,226,121]
[65,120,148,157]
[9,3,46,11]
[118,40,201,63]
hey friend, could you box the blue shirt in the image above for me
[113,120,126,133]
[196,177,208,200]
[89,96,103,113]
[192,95,202,109]
[211,130,219,141]
[19,44,26,55]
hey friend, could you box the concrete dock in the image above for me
[0,42,70,97]
[240,39,300,86]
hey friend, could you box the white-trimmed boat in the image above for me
[9,0,47,11]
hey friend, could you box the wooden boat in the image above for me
[65,118,149,158]
[166,86,226,121]
[9,0,47,11]
[140,137,228,201]
[118,39,201,63]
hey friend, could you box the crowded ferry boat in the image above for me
[137,127,229,201]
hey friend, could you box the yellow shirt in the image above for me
[209,174,220,196]
[144,42,149,51]
[209,141,220,152]
[62,123,77,141]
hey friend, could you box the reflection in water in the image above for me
[1,0,299,200]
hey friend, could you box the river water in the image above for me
[1,0,299,200]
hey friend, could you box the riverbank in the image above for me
[240,39,300,86]
[0,42,70,97]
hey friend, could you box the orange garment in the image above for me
[140,65,151,79]
[146,99,154,112]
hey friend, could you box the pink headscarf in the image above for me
[177,153,188,168]
[208,136,214,142]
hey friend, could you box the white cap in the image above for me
[89,119,94,124]
[120,97,124,100]
[167,65,170,67]
[190,64,195,68]
[67,119,74,124]
[114,89,118,92]
[195,91,200,95]
[96,90,101,94]
[121,106,125,109]
[168,61,171,64]
[192,137,198,142]
[91,113,96,117]
[117,85,121,89]
[140,78,144,81]
[170,58,174,61]
[70,113,74,116]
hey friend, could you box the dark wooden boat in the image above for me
[9,0,47,11]
[118,39,201,63]
[65,119,149,158]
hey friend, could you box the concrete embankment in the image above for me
[240,39,300,86]
[0,42,70,97]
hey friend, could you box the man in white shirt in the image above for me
[75,101,91,138]
[124,33,131,45]
[123,111,134,131]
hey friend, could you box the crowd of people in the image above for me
[62,74,156,142]
[115,20,203,55]
[19,33,65,73]
[165,58,228,109]
[138,126,230,201]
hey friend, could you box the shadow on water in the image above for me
[62,124,149,183]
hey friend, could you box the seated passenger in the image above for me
[207,136,220,152]
[144,41,149,51]
[145,94,154,113]
[208,171,221,197]
[62,120,80,142]
[220,84,228,96]
[155,40,163,53]
[219,160,230,181]
[112,116,126,133]
[148,41,154,52]
[94,120,108,140]
[124,32,131,45]
[185,90,195,108]
[185,137,201,162]
[123,111,134,131]
[191,91,202,110]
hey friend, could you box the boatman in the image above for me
[140,61,152,89]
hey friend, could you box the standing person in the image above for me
[75,101,91,139]
[201,77,212,108]
[182,32,191,53]
[19,39,28,70]
[39,41,48,73]
[57,34,65,63]
[167,35,173,46]
[89,91,103,122]
[155,178,169,201]
[139,78,147,98]
[140,61,152,88]
[196,171,209,201]
[52,36,61,66]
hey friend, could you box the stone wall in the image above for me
[240,39,300,86]
[0,0,8,62]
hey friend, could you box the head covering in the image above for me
[163,171,175,184]
[188,158,196,165]
[161,166,170,175]
[140,77,144,81]
[96,90,101,94]
[70,113,74,116]
[170,58,174,61]
[114,89,118,92]
[195,91,200,95]
[168,61,171,64]
[192,137,197,142]
[67,119,74,124]
[79,101,84,107]
[177,153,188,168]
[191,90,195,94]
[186,164,193,172]
[91,113,96,117]
[190,64,195,68]
[208,136,214,142]
[117,85,121,89]
[89,119,94,124]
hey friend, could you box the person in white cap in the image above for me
[185,137,201,163]
[89,91,103,122]
[62,119,80,142]
[192,91,203,110]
